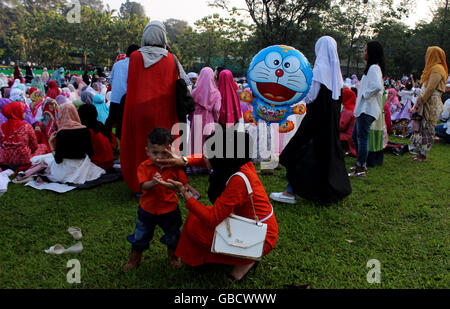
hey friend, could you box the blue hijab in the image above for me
[92,94,109,124]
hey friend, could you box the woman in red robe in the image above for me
[121,21,181,193]
[158,128,278,281]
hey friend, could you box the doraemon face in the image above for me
[248,45,312,106]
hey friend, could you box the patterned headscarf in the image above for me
[30,90,45,118]
[35,98,58,139]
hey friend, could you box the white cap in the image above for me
[187,72,198,79]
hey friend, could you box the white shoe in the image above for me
[269,192,296,204]
[44,242,83,254]
[67,227,82,240]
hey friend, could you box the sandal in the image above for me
[348,170,367,178]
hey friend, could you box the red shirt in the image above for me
[137,158,188,215]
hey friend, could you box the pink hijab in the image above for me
[387,88,401,112]
[217,70,242,126]
[192,67,221,121]
[57,103,86,131]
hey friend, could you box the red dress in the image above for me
[0,123,48,168]
[339,109,356,156]
[175,161,278,266]
[121,51,179,193]
[89,129,114,170]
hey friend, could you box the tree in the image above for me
[79,0,103,12]
[211,0,331,49]
[164,19,189,45]
[119,0,146,20]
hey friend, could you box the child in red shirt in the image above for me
[123,128,188,271]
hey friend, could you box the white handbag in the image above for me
[211,172,273,261]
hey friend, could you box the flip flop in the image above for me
[67,227,82,240]
[44,242,83,254]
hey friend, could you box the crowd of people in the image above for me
[0,19,448,282]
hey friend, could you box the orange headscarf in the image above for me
[420,46,448,85]
[57,103,86,131]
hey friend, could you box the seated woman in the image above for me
[31,103,105,184]
[340,87,357,156]
[34,98,58,152]
[0,101,48,169]
[77,104,114,170]
[156,128,278,282]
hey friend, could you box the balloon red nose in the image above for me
[275,69,284,77]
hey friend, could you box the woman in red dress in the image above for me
[121,20,181,193]
[158,128,278,281]
[0,101,48,169]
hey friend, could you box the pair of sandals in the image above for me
[44,227,83,255]
[348,166,367,178]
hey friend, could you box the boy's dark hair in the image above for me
[406,81,413,90]
[148,127,173,146]
[126,44,140,57]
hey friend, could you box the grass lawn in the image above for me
[0,136,448,289]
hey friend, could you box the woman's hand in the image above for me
[185,184,201,199]
[156,149,185,169]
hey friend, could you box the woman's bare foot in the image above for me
[168,248,182,268]
[229,262,255,282]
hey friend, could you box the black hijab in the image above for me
[78,103,107,136]
[205,126,253,203]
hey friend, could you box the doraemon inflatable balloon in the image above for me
[246,45,312,132]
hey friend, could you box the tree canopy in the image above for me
[0,0,448,78]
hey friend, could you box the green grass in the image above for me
[0,136,449,289]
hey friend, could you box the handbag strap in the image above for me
[226,172,273,224]
[172,53,180,79]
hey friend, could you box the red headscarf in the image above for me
[1,101,27,138]
[14,66,24,83]
[218,70,242,126]
[28,87,37,96]
[46,80,61,99]
[342,88,356,113]
[115,54,127,63]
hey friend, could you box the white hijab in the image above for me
[139,20,168,69]
[312,36,343,100]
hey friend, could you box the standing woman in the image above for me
[188,67,222,157]
[217,70,242,127]
[41,68,50,85]
[24,65,34,84]
[410,46,448,162]
[270,36,351,204]
[13,66,24,84]
[121,20,181,193]
[349,41,385,177]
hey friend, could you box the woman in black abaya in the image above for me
[270,36,352,204]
